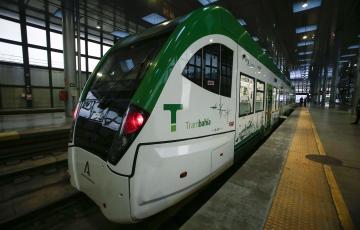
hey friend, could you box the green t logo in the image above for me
[163,104,183,132]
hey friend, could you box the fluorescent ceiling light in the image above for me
[299,59,311,61]
[296,25,317,34]
[341,54,356,57]
[297,41,314,46]
[293,0,322,13]
[111,31,129,38]
[238,18,246,26]
[252,36,259,42]
[348,45,360,49]
[142,13,167,25]
[53,9,62,18]
[298,51,313,55]
[198,0,218,6]
[339,60,349,63]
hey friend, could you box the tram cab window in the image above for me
[255,80,265,112]
[182,43,233,97]
[239,74,254,116]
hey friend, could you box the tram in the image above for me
[68,6,294,223]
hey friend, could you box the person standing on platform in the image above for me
[304,98,307,107]
[351,99,360,125]
[299,97,303,107]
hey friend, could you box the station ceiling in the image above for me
[79,0,359,75]
[30,0,360,76]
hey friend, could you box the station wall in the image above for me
[0,63,87,109]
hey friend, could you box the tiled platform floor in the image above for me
[264,108,342,229]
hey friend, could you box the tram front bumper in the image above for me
[68,146,133,223]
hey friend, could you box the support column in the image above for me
[62,0,77,117]
[352,41,360,114]
[75,0,82,96]
[45,0,54,108]
[19,0,32,108]
[329,31,342,108]
[322,65,328,107]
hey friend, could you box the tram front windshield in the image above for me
[74,34,169,160]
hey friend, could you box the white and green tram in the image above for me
[68,6,294,223]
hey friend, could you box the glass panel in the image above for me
[255,81,265,111]
[102,45,111,55]
[182,48,202,87]
[28,47,48,66]
[220,45,233,97]
[0,42,23,63]
[272,87,277,111]
[88,41,101,57]
[239,75,254,116]
[88,58,99,72]
[0,18,21,42]
[75,39,86,55]
[26,16,45,27]
[0,8,20,20]
[27,26,47,47]
[203,44,220,94]
[76,56,87,71]
[256,81,265,91]
[50,32,63,50]
[51,51,64,68]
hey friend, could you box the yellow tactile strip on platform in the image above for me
[264,108,341,230]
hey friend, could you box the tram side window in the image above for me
[182,49,202,87]
[220,45,233,97]
[203,44,220,94]
[239,74,254,116]
[272,87,277,111]
[279,88,284,104]
[255,80,265,112]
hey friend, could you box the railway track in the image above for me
[0,127,81,226]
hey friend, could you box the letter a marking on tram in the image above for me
[163,104,183,132]
[84,161,90,177]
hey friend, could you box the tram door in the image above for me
[266,84,273,128]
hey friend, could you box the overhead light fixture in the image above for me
[297,41,314,46]
[198,0,218,6]
[302,35,308,40]
[296,25,317,34]
[111,31,129,38]
[238,18,246,26]
[298,51,313,55]
[348,45,360,49]
[96,22,101,29]
[53,9,62,18]
[142,13,167,25]
[293,0,322,13]
[341,54,356,58]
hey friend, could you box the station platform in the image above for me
[182,107,357,230]
[1,107,358,229]
[0,112,71,133]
